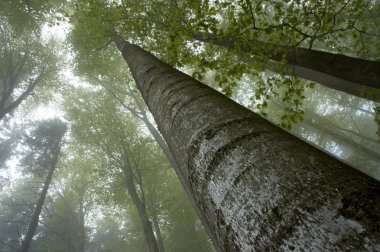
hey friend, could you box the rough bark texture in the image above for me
[193,32,380,101]
[115,38,380,251]
[113,42,223,251]
[140,111,221,251]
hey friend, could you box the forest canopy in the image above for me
[0,0,379,251]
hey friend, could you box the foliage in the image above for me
[1,1,379,251]
[67,0,380,130]
[0,179,38,251]
[0,119,66,251]
[64,86,213,251]
[0,14,61,121]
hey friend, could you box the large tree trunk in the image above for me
[122,81,222,249]
[113,37,380,251]
[21,145,61,252]
[193,32,380,102]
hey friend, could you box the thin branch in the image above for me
[333,0,351,25]
[245,0,256,28]
[92,39,113,52]
[97,80,143,118]
[0,71,45,120]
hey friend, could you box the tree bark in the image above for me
[114,37,380,251]
[103,73,223,250]
[192,32,380,102]
[21,145,61,252]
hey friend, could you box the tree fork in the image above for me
[113,36,380,251]
[122,151,160,252]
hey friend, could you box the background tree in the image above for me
[0,1,64,121]
[0,119,67,251]
[20,119,67,252]
[0,179,39,251]
[64,87,213,251]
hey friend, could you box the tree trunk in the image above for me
[122,152,160,252]
[78,194,85,252]
[150,192,165,252]
[124,81,222,250]
[0,73,43,121]
[192,32,380,101]
[270,99,380,163]
[304,119,380,161]
[114,37,380,251]
[21,145,61,252]
[152,217,165,252]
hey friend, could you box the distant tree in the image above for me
[89,216,129,252]
[31,190,85,252]
[0,120,67,251]
[0,181,38,251]
[193,32,380,101]
[0,4,61,121]
[65,91,162,252]
[0,130,18,169]
[20,119,67,252]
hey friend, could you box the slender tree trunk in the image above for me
[114,37,380,251]
[121,152,160,252]
[303,119,380,160]
[64,210,73,252]
[323,121,379,144]
[150,192,165,252]
[193,32,380,101]
[270,99,380,162]
[21,146,61,252]
[78,194,85,252]
[152,217,165,252]
[305,113,380,145]
[0,73,43,120]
